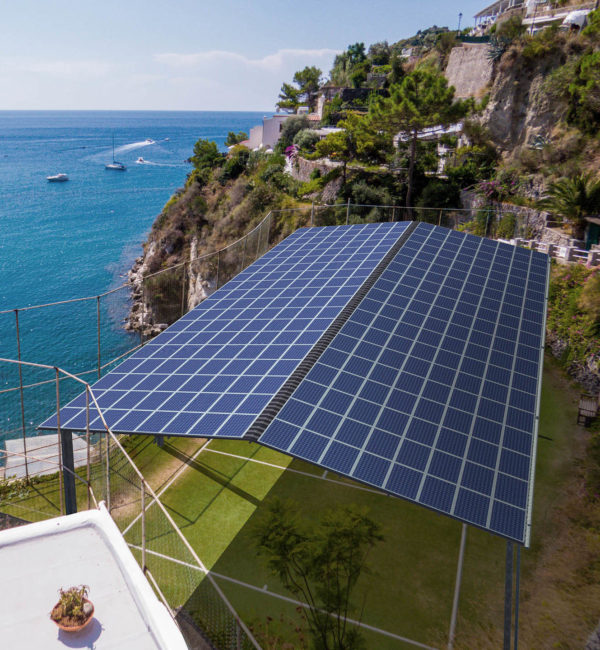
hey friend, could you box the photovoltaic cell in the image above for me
[258,223,549,545]
[39,222,410,438]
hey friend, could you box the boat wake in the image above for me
[114,139,156,154]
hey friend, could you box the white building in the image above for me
[244,113,293,150]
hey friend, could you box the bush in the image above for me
[293,128,321,153]
[219,146,250,184]
[496,212,517,238]
[547,265,600,364]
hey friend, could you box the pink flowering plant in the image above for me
[476,170,522,203]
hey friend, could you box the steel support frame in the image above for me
[503,541,522,650]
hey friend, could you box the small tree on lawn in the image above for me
[254,499,383,650]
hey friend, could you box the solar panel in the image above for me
[39,222,411,438]
[258,223,549,545]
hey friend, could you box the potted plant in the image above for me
[50,585,94,632]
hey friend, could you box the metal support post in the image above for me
[56,369,77,515]
[311,201,315,226]
[105,432,111,512]
[448,523,468,649]
[14,310,29,480]
[392,202,396,222]
[346,198,351,225]
[141,479,146,572]
[504,541,513,650]
[236,622,242,650]
[59,428,77,515]
[56,369,64,515]
[514,545,521,650]
[96,296,101,379]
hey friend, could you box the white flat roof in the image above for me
[0,504,187,649]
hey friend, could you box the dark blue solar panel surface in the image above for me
[39,222,410,437]
[259,223,549,545]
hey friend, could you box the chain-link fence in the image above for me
[0,359,259,649]
[0,203,515,463]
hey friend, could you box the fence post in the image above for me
[392,201,396,222]
[140,280,146,346]
[86,387,91,510]
[438,209,443,226]
[241,235,248,270]
[346,198,351,225]
[236,621,242,650]
[106,431,111,512]
[14,310,29,481]
[215,251,220,289]
[141,479,146,572]
[96,296,101,379]
[311,201,315,227]
[181,263,187,317]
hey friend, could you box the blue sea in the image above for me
[0,110,267,439]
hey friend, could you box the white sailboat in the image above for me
[105,135,126,171]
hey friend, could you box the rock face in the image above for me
[445,44,493,99]
[481,50,565,152]
[546,332,600,395]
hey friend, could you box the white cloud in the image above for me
[154,48,339,71]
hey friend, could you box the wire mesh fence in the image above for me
[0,202,541,648]
[0,359,260,649]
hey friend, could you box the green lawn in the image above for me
[0,356,588,648]
[154,357,585,649]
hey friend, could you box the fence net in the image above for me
[0,202,525,649]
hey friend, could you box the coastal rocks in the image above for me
[125,242,157,336]
[186,237,214,311]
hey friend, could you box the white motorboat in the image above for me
[47,173,69,182]
[144,139,155,144]
[136,157,146,164]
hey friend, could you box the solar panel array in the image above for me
[258,223,549,545]
[40,222,410,437]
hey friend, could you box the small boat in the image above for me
[47,173,69,182]
[105,135,126,171]
[144,139,155,144]
[136,157,146,164]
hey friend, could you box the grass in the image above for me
[1,355,597,648]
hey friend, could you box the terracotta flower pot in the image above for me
[51,598,94,633]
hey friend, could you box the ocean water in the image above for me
[0,110,266,438]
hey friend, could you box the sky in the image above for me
[2,0,486,111]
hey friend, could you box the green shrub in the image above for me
[496,212,517,239]
[547,265,600,365]
[293,128,321,153]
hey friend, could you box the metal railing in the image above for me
[0,357,260,650]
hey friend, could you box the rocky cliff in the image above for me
[480,43,567,153]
